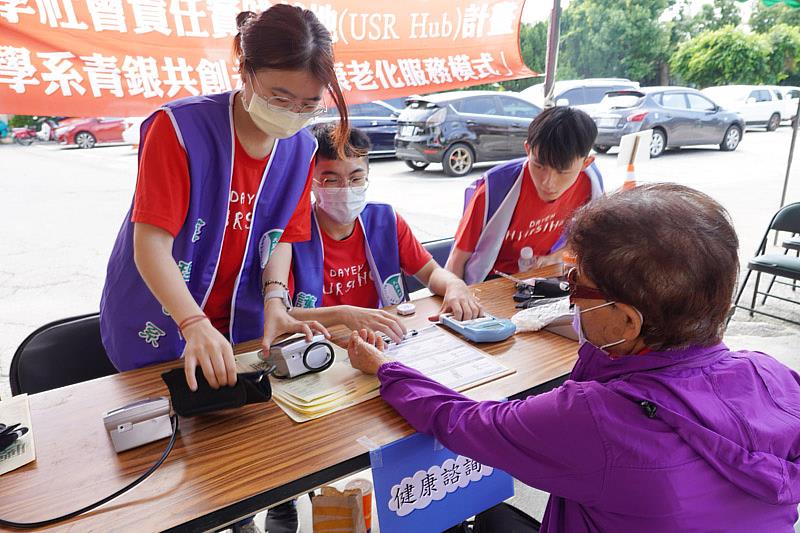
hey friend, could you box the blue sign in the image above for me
[370,432,514,533]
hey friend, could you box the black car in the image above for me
[591,87,746,158]
[394,91,542,176]
[313,99,403,157]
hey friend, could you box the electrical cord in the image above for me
[0,414,179,529]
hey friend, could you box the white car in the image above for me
[122,117,146,146]
[768,85,800,126]
[520,78,640,115]
[701,85,785,131]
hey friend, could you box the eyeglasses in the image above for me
[314,175,369,188]
[565,267,609,303]
[248,70,327,117]
[264,95,327,117]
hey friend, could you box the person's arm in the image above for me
[444,248,472,280]
[131,111,236,392]
[290,305,406,343]
[446,185,486,281]
[261,243,330,352]
[413,260,482,321]
[347,332,606,503]
[134,223,236,391]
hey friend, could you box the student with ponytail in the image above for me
[101,4,349,397]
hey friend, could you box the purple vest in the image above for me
[461,158,604,284]
[100,91,316,371]
[291,203,405,309]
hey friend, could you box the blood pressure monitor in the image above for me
[440,314,516,343]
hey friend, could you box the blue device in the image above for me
[439,314,516,343]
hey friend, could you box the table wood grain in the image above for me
[0,266,576,532]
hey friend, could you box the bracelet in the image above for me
[177,314,208,333]
[262,279,288,295]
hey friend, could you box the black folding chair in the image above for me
[732,203,800,326]
[10,313,118,396]
[403,237,455,294]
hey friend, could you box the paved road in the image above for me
[2,126,799,397]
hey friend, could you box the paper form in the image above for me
[236,326,514,423]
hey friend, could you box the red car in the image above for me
[55,117,127,149]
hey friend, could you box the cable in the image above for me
[0,415,179,529]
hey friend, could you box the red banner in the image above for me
[0,0,535,117]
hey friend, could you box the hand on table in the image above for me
[347,329,391,375]
[339,305,406,344]
[262,298,330,353]
[438,279,482,321]
[181,318,236,391]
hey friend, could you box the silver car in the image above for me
[591,87,746,158]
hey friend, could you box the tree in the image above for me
[503,21,548,91]
[559,0,672,84]
[467,21,548,92]
[670,27,770,87]
[750,1,800,34]
[765,23,800,85]
[694,0,742,33]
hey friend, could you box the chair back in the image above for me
[403,238,455,294]
[770,203,800,234]
[10,313,118,396]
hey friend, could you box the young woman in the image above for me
[100,5,349,394]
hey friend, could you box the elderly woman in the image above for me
[348,183,800,532]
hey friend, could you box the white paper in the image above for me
[0,394,36,476]
[388,326,514,392]
[238,327,514,423]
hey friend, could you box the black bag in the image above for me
[161,368,272,417]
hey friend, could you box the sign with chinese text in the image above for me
[370,432,514,533]
[0,0,536,117]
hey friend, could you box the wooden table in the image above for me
[0,267,577,532]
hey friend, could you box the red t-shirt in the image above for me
[131,111,313,333]
[454,164,591,275]
[289,210,432,309]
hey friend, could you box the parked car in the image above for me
[520,78,640,114]
[55,117,127,148]
[313,99,403,156]
[769,85,800,126]
[701,85,785,131]
[394,91,542,176]
[591,87,745,158]
[121,117,146,146]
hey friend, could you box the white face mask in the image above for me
[572,301,644,352]
[313,186,367,225]
[572,301,626,351]
[242,91,313,138]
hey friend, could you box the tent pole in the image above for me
[780,96,800,209]
[543,0,562,108]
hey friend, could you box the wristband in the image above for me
[178,314,208,334]
[262,279,289,296]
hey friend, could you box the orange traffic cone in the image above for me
[623,162,636,190]
[622,135,639,190]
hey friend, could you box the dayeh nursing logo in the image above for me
[381,274,405,305]
[259,229,284,269]
[294,292,318,308]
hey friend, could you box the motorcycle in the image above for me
[12,126,37,146]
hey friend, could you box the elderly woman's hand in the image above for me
[347,329,391,375]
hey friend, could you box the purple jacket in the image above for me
[378,341,800,531]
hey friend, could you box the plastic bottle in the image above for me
[518,246,535,273]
